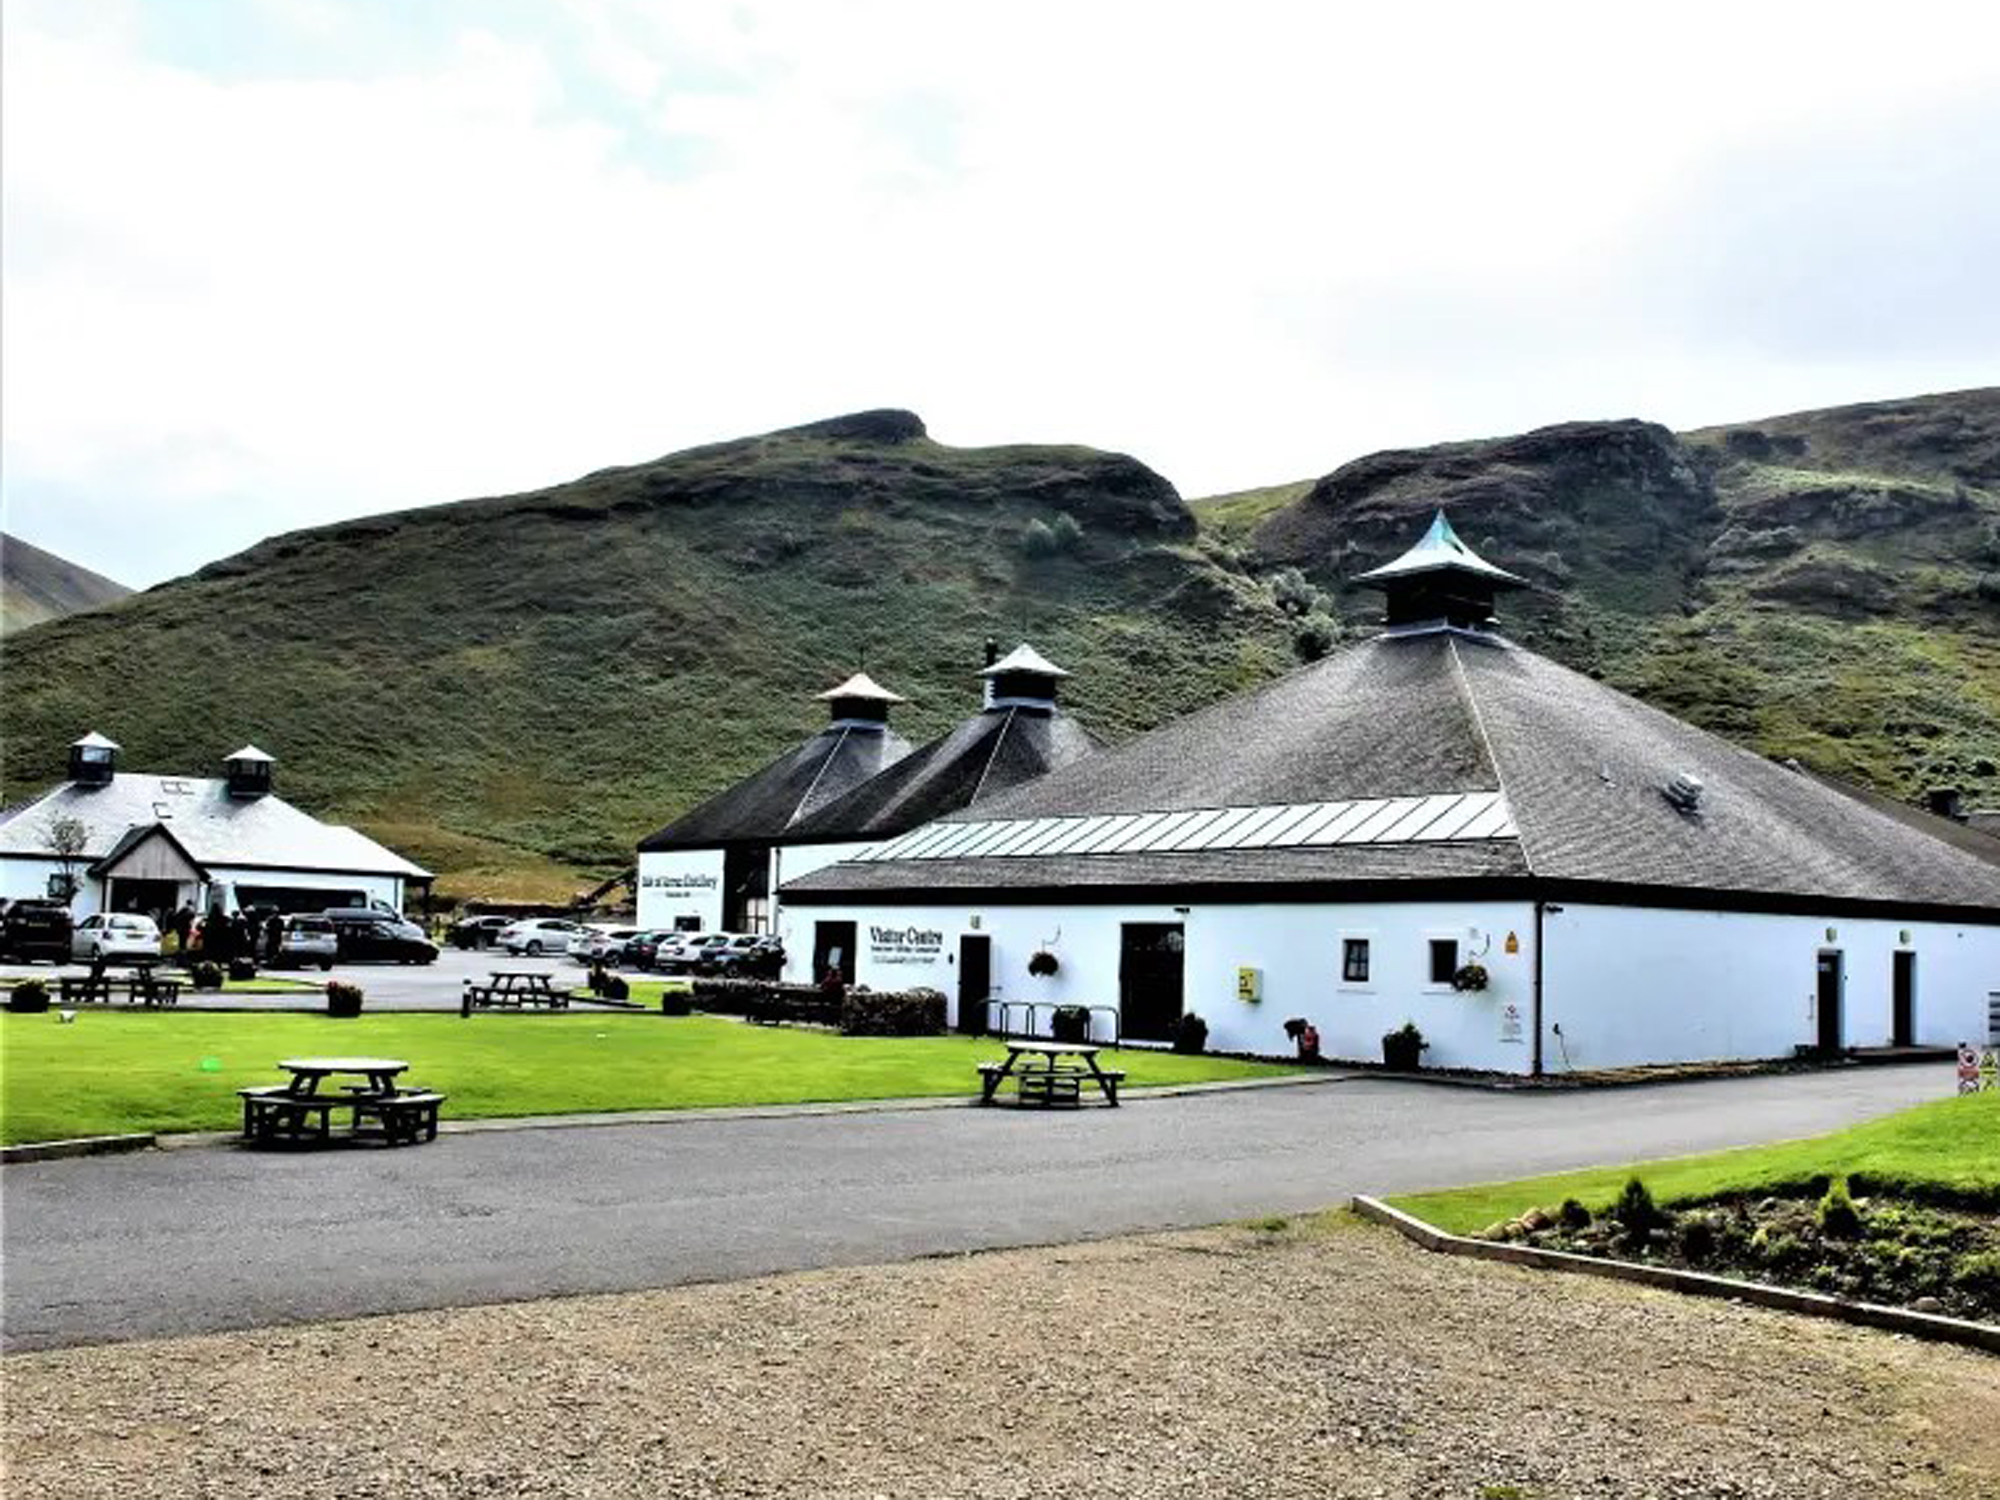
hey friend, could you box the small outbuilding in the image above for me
[0,737,431,920]
[782,515,2000,1070]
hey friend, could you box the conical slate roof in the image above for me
[786,631,2000,915]
[637,722,914,852]
[1354,510,1525,585]
[788,708,1100,842]
[815,672,907,704]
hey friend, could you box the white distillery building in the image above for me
[781,516,2000,1072]
[0,735,431,919]
[634,645,1096,948]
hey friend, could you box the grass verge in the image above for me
[1390,1091,2000,1235]
[0,1010,1301,1143]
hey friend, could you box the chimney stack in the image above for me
[1927,788,1966,823]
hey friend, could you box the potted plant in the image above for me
[1050,1004,1090,1042]
[1451,961,1489,993]
[1382,1021,1427,1070]
[6,979,51,1014]
[1172,1012,1209,1054]
[326,980,365,1018]
[189,960,224,991]
[1027,950,1060,978]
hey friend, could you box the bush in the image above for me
[1020,518,1059,557]
[1172,1012,1209,1054]
[1819,1177,1864,1239]
[1293,615,1338,663]
[1612,1177,1665,1240]
[600,974,630,1001]
[7,979,51,1013]
[1050,1004,1090,1042]
[190,961,224,992]
[326,980,365,1018]
[839,987,945,1037]
[1679,1214,1718,1263]
[1049,512,1084,551]
[1558,1197,1592,1231]
[1270,567,1322,617]
[660,988,692,1017]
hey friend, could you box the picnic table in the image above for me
[976,1040,1126,1108]
[239,1057,445,1147]
[56,966,181,1008]
[461,970,571,1015]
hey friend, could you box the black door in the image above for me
[1892,951,1916,1048]
[812,921,857,985]
[1120,923,1185,1043]
[957,935,991,1034]
[1816,950,1844,1053]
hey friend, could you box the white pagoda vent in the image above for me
[1663,771,1706,816]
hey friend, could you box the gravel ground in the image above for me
[6,1217,1996,1499]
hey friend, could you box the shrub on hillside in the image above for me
[840,987,945,1037]
[1293,613,1338,663]
[326,980,365,1018]
[1021,518,1059,557]
[7,979,51,1013]
[1270,566,1323,617]
[1049,512,1084,550]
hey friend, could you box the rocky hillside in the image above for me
[3,393,1993,900]
[0,533,131,634]
[0,413,1290,899]
[1223,387,2000,806]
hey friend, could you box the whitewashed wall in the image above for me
[779,896,1541,1068]
[770,842,873,931]
[1542,903,2000,1068]
[636,849,726,931]
[0,856,79,909]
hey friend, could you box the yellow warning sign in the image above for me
[1504,931,1520,956]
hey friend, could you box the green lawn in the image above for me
[1391,1091,2000,1235]
[0,1010,1301,1143]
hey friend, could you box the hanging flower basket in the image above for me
[1027,950,1060,978]
[1451,962,1490,993]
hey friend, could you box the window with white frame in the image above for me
[1342,937,1371,984]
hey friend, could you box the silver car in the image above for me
[275,915,339,971]
[499,918,588,957]
[70,913,163,964]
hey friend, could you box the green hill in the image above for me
[4,394,1994,902]
[0,533,131,635]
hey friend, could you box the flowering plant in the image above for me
[1451,962,1490,993]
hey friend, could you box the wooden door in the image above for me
[812,921,857,985]
[957,935,991,1034]
[1816,950,1844,1053]
[1120,923,1185,1043]
[1892,951,1915,1048]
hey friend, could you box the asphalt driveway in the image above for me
[0,1062,1951,1352]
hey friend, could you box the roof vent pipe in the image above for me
[1927,788,1965,822]
[1662,771,1706,815]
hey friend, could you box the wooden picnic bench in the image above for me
[977,1042,1125,1108]
[54,970,182,1007]
[462,970,571,1015]
[239,1058,445,1148]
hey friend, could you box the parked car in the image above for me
[568,926,642,965]
[2,899,75,964]
[450,914,512,950]
[273,915,339,970]
[321,909,438,965]
[661,932,736,974]
[623,929,683,970]
[70,913,164,964]
[497,918,588,957]
[701,934,784,977]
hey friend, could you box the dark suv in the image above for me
[1,900,75,964]
[321,909,439,965]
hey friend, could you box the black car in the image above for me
[2,899,75,964]
[450,914,512,950]
[706,934,785,979]
[623,929,681,970]
[321,910,439,965]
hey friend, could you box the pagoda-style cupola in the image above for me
[1355,510,1526,634]
[981,642,1070,714]
[815,672,906,730]
[68,731,121,788]
[224,744,276,798]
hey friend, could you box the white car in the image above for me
[70,913,163,964]
[567,926,641,965]
[498,918,587,957]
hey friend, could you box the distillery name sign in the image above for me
[640,874,719,891]
[869,924,944,965]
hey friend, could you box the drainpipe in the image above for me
[1531,898,1547,1078]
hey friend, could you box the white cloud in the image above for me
[4,0,1999,584]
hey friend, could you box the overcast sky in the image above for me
[5,0,1998,588]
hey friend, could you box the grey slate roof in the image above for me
[636,725,914,851]
[786,708,1100,841]
[787,631,2000,913]
[0,774,431,878]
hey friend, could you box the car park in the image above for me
[497,918,587,957]
[70,913,164,964]
[623,929,684,970]
[660,932,736,974]
[273,915,339,970]
[0,899,74,964]
[699,933,784,977]
[321,909,438,965]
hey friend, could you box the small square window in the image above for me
[1429,938,1459,985]
[1342,938,1370,983]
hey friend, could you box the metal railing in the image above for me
[987,999,1121,1048]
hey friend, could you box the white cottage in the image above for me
[781,516,2000,1072]
[0,737,431,919]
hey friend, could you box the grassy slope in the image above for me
[0,532,132,635]
[0,1009,1297,1143]
[1389,1090,2000,1235]
[2,393,1993,900]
